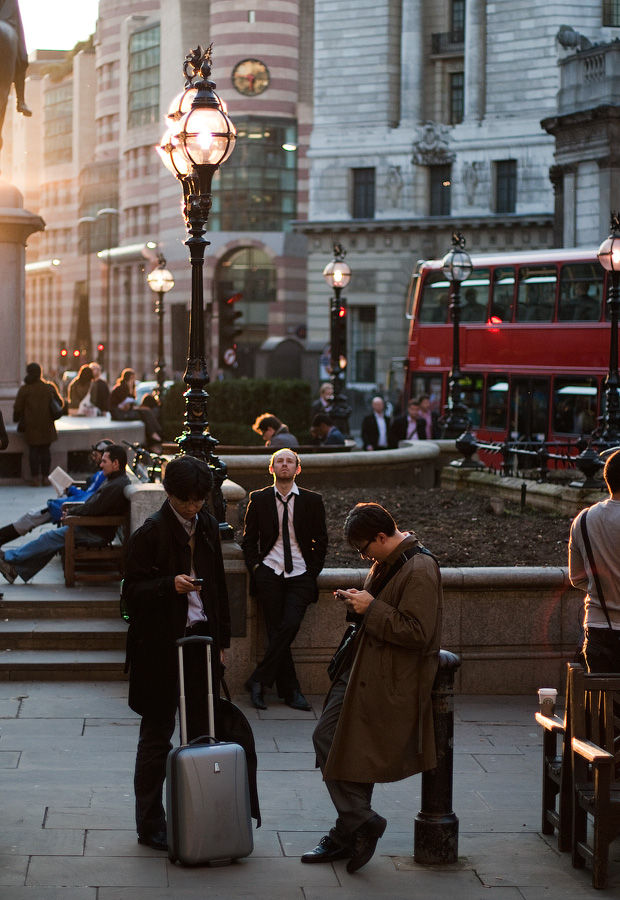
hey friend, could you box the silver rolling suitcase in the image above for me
[166,635,254,866]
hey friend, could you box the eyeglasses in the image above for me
[356,537,375,557]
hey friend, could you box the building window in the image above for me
[603,0,620,26]
[128,25,160,129]
[211,118,297,231]
[44,83,73,165]
[349,306,376,383]
[352,168,375,219]
[450,72,464,124]
[495,160,517,214]
[430,165,451,216]
[451,0,465,41]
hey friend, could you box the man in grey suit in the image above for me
[241,448,328,711]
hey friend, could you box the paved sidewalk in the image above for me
[1,681,618,899]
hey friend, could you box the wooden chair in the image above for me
[63,513,130,588]
[569,664,620,889]
[534,661,582,851]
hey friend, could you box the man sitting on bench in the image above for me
[0,439,115,546]
[0,444,130,584]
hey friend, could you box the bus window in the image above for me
[485,375,509,430]
[460,269,490,322]
[552,377,598,434]
[490,267,515,322]
[418,271,451,323]
[510,376,550,440]
[558,263,603,321]
[457,374,483,426]
[516,266,557,322]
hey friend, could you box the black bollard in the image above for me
[414,649,461,865]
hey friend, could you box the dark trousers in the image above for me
[249,564,315,697]
[28,444,51,478]
[133,627,212,837]
[313,670,376,846]
[584,626,620,673]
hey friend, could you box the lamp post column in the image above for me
[597,213,620,443]
[440,232,473,439]
[147,254,174,404]
[323,244,352,434]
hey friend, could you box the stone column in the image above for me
[400,0,424,124]
[0,178,44,417]
[464,0,486,122]
[562,165,577,248]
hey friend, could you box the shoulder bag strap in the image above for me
[580,509,614,631]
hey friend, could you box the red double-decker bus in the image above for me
[405,247,613,442]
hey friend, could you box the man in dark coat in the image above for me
[122,456,231,852]
[390,398,426,445]
[241,448,327,711]
[0,444,130,584]
[361,397,392,450]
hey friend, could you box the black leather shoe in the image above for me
[245,679,267,710]
[285,690,312,711]
[301,835,351,864]
[138,830,168,851]
[346,814,387,873]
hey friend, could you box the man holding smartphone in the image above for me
[241,448,328,711]
[302,502,442,873]
[121,456,231,852]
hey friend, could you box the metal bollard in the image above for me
[414,649,461,865]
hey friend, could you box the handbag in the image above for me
[49,388,64,420]
[327,624,358,681]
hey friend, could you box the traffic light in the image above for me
[59,347,68,370]
[218,293,243,367]
[97,343,105,369]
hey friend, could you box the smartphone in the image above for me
[191,578,204,587]
[333,590,346,600]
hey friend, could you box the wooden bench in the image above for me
[569,664,620,889]
[63,514,130,588]
[534,662,582,851]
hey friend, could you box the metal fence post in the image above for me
[414,649,461,864]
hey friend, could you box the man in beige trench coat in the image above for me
[301,502,442,873]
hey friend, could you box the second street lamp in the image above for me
[440,231,473,439]
[147,254,174,403]
[322,243,351,432]
[156,44,236,536]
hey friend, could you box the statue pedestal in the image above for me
[0,177,44,416]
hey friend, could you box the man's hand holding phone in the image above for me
[333,587,374,615]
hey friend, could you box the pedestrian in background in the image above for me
[252,413,299,448]
[311,383,334,418]
[311,413,345,446]
[13,363,64,486]
[89,362,110,413]
[569,448,620,672]
[390,397,425,445]
[361,397,391,450]
[109,368,162,449]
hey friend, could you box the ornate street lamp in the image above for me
[147,254,174,402]
[440,231,473,439]
[597,212,620,442]
[322,244,351,432]
[156,45,236,536]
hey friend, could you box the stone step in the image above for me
[0,618,127,651]
[0,595,119,620]
[0,649,127,681]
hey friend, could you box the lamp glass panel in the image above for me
[180,107,236,166]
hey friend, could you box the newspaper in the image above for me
[48,466,74,497]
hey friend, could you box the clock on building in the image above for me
[232,59,270,96]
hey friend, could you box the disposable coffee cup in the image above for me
[538,687,558,716]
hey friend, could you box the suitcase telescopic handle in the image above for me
[176,635,215,747]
